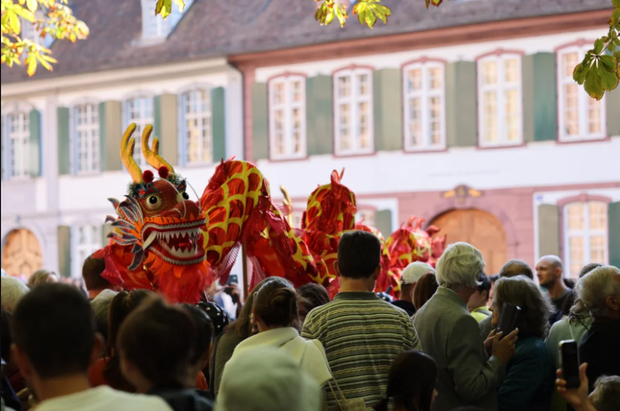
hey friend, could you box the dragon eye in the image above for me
[183,192,189,200]
[176,191,190,203]
[146,195,162,210]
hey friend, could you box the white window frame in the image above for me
[71,102,100,175]
[268,75,307,160]
[563,201,609,279]
[140,0,194,44]
[557,46,607,142]
[3,111,30,180]
[180,87,213,166]
[334,68,374,155]
[71,224,102,278]
[477,53,523,147]
[123,96,154,168]
[403,61,446,151]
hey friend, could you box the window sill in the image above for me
[267,155,309,163]
[477,141,526,150]
[557,136,610,145]
[403,146,448,154]
[332,150,376,158]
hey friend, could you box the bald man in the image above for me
[536,255,574,324]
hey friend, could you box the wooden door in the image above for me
[2,229,43,278]
[431,209,507,275]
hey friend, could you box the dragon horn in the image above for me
[141,124,174,174]
[121,124,143,184]
[280,185,294,227]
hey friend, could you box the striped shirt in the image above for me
[301,292,419,407]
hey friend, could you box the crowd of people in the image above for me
[1,231,619,411]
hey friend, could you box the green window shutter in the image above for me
[522,53,557,142]
[375,210,393,239]
[99,101,122,171]
[252,82,269,161]
[373,69,402,151]
[211,87,226,163]
[538,204,561,257]
[57,107,71,175]
[102,224,113,247]
[607,89,620,137]
[153,94,178,167]
[29,109,41,177]
[446,61,477,147]
[58,225,71,278]
[306,75,334,156]
[609,202,620,268]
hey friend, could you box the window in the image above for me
[141,0,193,43]
[356,209,376,227]
[478,54,522,146]
[403,62,445,150]
[124,97,153,168]
[564,201,608,279]
[4,112,30,179]
[73,225,101,278]
[181,89,213,165]
[20,14,54,49]
[558,47,606,141]
[73,103,99,174]
[269,76,306,160]
[334,68,373,155]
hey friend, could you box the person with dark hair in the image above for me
[227,278,331,386]
[296,283,330,323]
[118,298,212,411]
[373,351,438,411]
[536,255,575,325]
[1,309,22,411]
[89,289,156,391]
[27,269,58,289]
[91,289,118,345]
[491,276,555,411]
[392,262,436,317]
[302,231,419,408]
[413,272,439,313]
[181,304,213,394]
[468,273,492,322]
[210,277,279,396]
[82,255,121,300]
[11,283,171,411]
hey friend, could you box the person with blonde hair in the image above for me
[414,242,518,411]
[1,276,29,313]
[27,269,59,289]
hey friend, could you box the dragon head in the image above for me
[103,124,209,302]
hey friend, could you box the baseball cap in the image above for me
[401,262,435,285]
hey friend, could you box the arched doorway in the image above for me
[431,209,507,275]
[2,229,43,278]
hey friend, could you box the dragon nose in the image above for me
[172,199,201,219]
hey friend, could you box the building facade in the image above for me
[1,0,618,280]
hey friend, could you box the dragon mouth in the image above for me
[142,220,206,265]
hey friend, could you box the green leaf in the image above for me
[612,0,620,8]
[584,67,604,100]
[594,39,605,54]
[155,0,172,19]
[26,54,37,76]
[610,42,617,52]
[173,0,186,13]
[26,0,37,12]
[600,66,619,91]
[35,52,52,71]
[573,63,588,85]
[600,55,618,72]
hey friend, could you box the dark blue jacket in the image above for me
[498,337,555,411]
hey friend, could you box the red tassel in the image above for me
[158,166,169,179]
[143,170,154,183]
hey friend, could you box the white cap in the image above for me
[401,262,435,285]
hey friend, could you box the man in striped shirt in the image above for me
[302,231,420,408]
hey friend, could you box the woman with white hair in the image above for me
[0,276,29,313]
[575,265,620,392]
[413,242,519,411]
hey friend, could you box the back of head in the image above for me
[435,242,485,289]
[413,273,439,311]
[592,375,620,411]
[374,351,438,411]
[1,276,30,313]
[218,346,320,411]
[230,276,281,339]
[568,263,604,322]
[118,298,196,387]
[27,269,58,288]
[337,230,381,279]
[182,304,214,365]
[493,276,554,338]
[82,255,111,292]
[401,262,435,286]
[579,263,602,279]
[253,278,297,328]
[476,273,492,296]
[499,259,534,280]
[297,283,329,310]
[575,265,620,318]
[91,289,118,343]
[12,283,95,379]
[1,308,13,361]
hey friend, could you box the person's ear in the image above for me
[333,261,341,278]
[372,265,381,280]
[90,333,105,366]
[605,295,619,312]
[11,344,34,380]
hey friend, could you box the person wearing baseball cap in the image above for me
[392,262,436,317]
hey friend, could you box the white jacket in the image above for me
[231,327,332,386]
